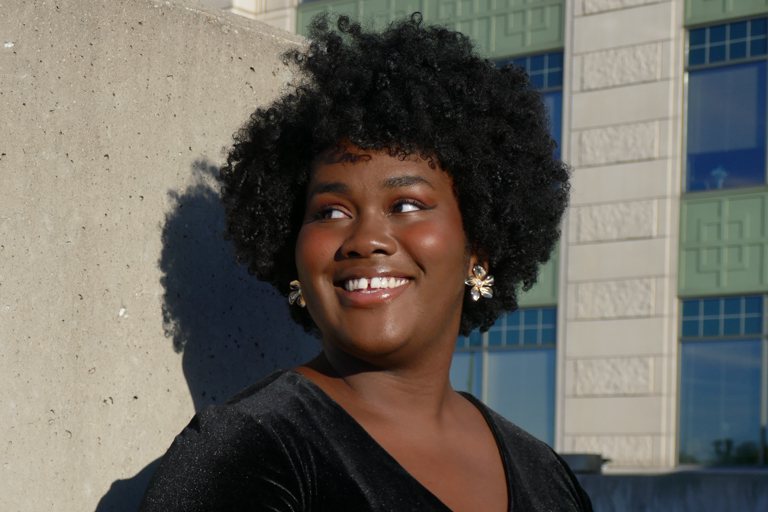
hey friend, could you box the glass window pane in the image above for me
[507,310,521,326]
[690,28,706,46]
[505,327,521,346]
[548,52,563,68]
[488,330,502,346]
[682,320,700,337]
[709,44,726,62]
[703,299,720,316]
[486,348,555,446]
[744,316,762,334]
[541,308,556,325]
[703,318,720,336]
[679,340,762,465]
[683,300,700,317]
[524,310,539,326]
[450,351,483,397]
[542,91,562,161]
[731,22,747,40]
[529,73,545,89]
[710,25,726,43]
[547,70,563,88]
[723,297,741,315]
[540,327,556,344]
[751,19,767,37]
[469,330,483,347]
[686,62,767,191]
[689,48,706,66]
[455,336,467,349]
[723,318,740,335]
[751,38,767,56]
[523,327,538,345]
[513,58,526,68]
[529,55,545,72]
[730,41,747,60]
[745,296,762,314]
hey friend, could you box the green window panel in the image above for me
[685,0,768,27]
[518,243,558,307]
[297,0,565,58]
[679,189,768,296]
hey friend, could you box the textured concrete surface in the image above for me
[0,1,319,511]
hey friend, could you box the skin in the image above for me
[294,144,508,512]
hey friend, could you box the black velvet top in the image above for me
[140,370,593,511]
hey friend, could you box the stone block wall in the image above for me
[559,0,684,469]
[0,2,319,511]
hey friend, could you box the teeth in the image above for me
[343,277,409,292]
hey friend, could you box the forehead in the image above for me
[308,146,453,191]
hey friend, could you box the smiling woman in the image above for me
[139,13,592,512]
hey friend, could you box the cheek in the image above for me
[295,225,339,278]
[406,216,467,271]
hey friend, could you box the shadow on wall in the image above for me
[95,160,320,512]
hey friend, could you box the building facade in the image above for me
[205,0,768,472]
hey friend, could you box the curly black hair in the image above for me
[218,13,569,336]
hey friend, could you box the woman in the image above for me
[140,13,592,512]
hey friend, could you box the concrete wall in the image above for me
[559,0,685,469]
[0,2,319,511]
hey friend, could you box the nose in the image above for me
[339,211,396,259]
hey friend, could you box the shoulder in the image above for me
[140,370,310,512]
[465,397,594,512]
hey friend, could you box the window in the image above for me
[686,18,768,191]
[679,296,767,466]
[497,51,564,160]
[450,307,557,446]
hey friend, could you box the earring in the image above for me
[289,280,306,307]
[465,265,494,301]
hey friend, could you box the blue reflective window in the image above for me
[680,296,766,466]
[690,28,706,46]
[731,22,748,40]
[682,296,763,338]
[451,307,557,446]
[688,18,768,68]
[486,348,555,446]
[449,351,483,396]
[754,18,767,36]
[679,340,762,465]
[497,51,563,161]
[686,61,767,191]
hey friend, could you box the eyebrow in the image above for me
[308,181,350,197]
[380,174,434,190]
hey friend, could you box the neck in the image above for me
[299,341,459,425]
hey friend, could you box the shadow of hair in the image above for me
[95,159,319,512]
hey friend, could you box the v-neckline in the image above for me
[287,370,513,512]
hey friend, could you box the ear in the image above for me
[467,253,488,278]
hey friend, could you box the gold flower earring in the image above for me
[289,280,306,307]
[465,265,494,301]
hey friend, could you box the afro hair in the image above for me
[217,13,570,336]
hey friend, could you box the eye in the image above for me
[392,199,428,213]
[317,207,350,220]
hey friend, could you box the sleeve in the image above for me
[553,452,595,512]
[138,405,305,512]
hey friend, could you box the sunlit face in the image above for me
[295,145,475,365]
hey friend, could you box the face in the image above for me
[295,145,476,366]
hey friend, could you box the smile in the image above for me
[342,277,410,292]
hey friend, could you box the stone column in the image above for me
[559,0,685,469]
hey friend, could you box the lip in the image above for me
[334,268,413,308]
